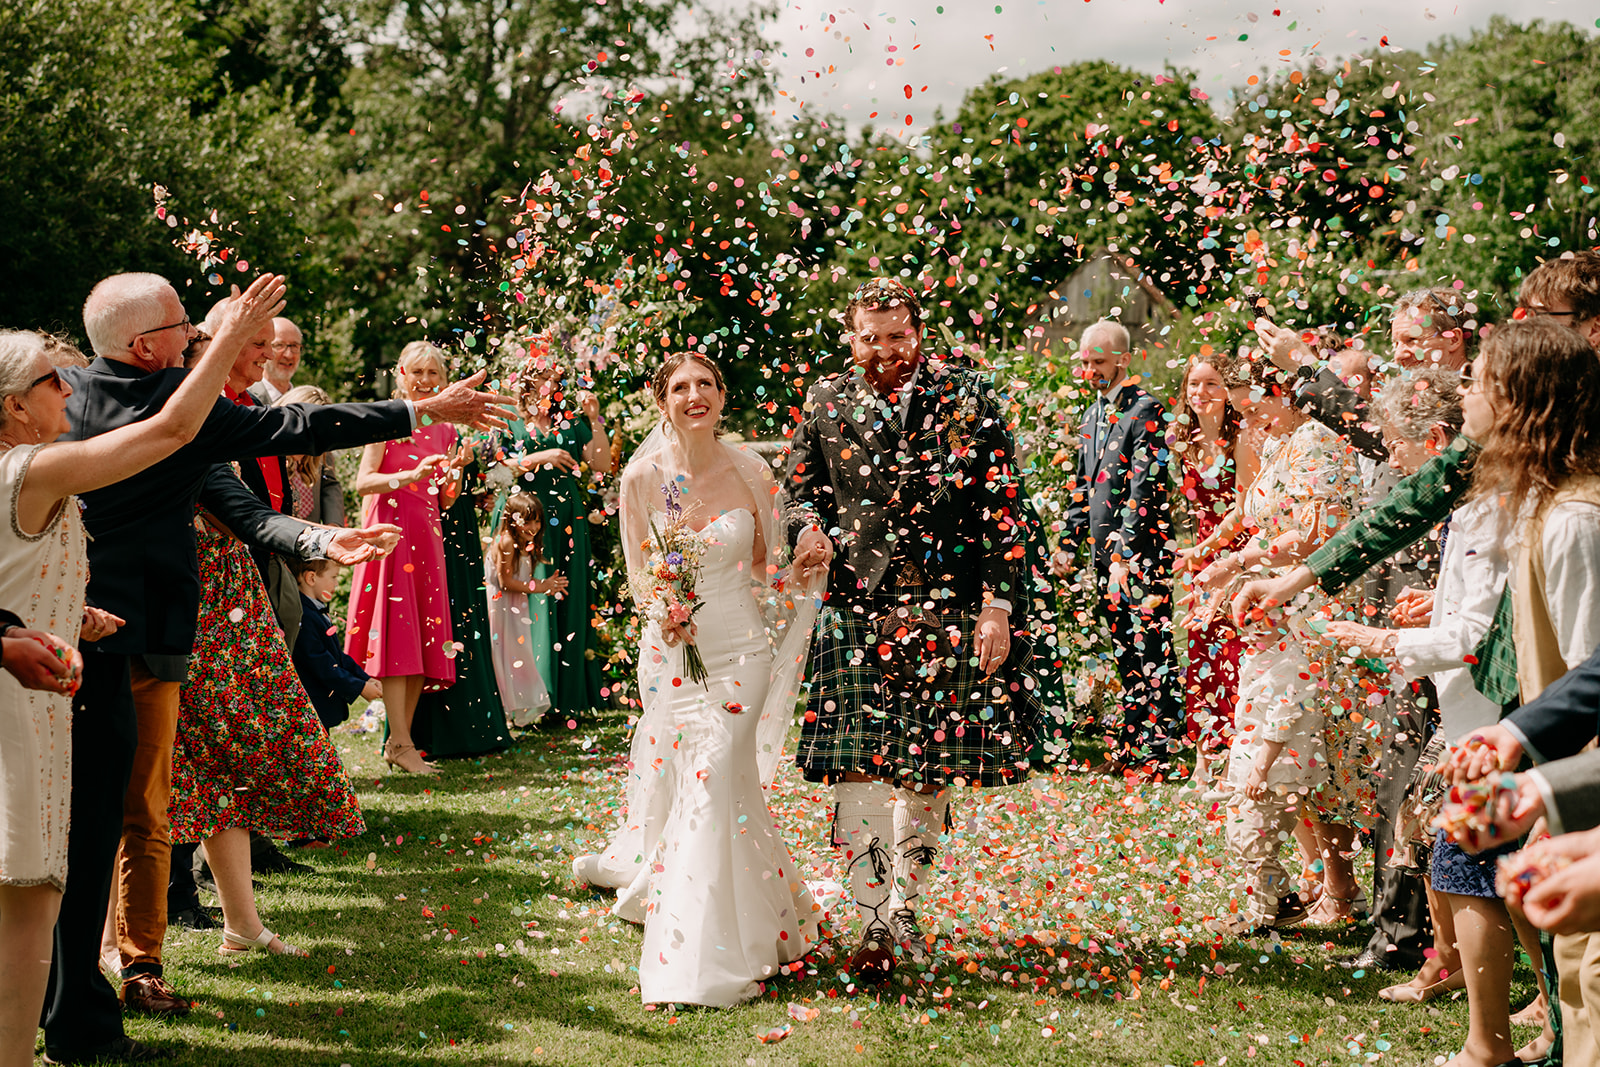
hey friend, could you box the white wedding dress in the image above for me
[575,508,819,1006]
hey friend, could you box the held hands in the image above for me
[1,629,83,694]
[1323,620,1396,659]
[1504,830,1600,934]
[1438,723,1524,785]
[412,369,518,431]
[792,527,834,587]
[79,605,125,643]
[325,523,404,565]
[213,275,289,340]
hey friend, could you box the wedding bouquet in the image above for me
[635,482,709,686]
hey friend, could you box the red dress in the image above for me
[1180,450,1244,754]
[344,424,458,688]
[170,518,365,843]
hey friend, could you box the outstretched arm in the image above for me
[18,274,286,531]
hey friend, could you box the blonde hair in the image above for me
[274,384,333,485]
[395,341,447,400]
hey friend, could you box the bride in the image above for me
[573,352,825,1007]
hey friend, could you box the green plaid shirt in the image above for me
[1307,437,1478,592]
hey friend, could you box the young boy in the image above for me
[291,557,383,730]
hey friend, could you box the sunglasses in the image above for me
[27,368,61,393]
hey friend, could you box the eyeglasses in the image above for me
[269,341,303,351]
[128,316,192,347]
[26,368,62,393]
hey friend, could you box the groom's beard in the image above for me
[859,352,920,395]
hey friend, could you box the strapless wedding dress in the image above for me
[574,508,817,1006]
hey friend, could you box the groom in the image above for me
[785,277,1038,985]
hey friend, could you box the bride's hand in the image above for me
[660,618,696,648]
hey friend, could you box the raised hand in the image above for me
[212,274,289,340]
[1252,319,1314,372]
[1231,565,1316,629]
[413,369,518,430]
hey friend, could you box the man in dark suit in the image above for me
[785,277,1036,984]
[1051,320,1179,774]
[42,271,509,1066]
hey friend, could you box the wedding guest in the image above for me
[1190,353,1365,933]
[346,341,460,775]
[485,492,566,727]
[489,353,611,721]
[291,558,382,731]
[1173,349,1257,780]
[0,295,276,1067]
[49,271,508,1062]
[248,317,301,404]
[411,425,515,759]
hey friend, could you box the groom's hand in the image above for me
[794,527,833,583]
[975,605,1011,676]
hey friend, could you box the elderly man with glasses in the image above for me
[38,271,513,1066]
[249,317,302,404]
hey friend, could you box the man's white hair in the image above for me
[1078,319,1131,355]
[82,272,174,356]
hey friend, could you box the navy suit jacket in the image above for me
[291,593,370,728]
[1505,639,1600,763]
[1059,382,1172,579]
[60,357,412,656]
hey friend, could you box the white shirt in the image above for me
[1391,498,1508,737]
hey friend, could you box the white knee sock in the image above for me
[891,787,949,913]
[834,781,896,931]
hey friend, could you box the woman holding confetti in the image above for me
[572,352,824,1007]
[1173,349,1257,781]
[345,341,459,775]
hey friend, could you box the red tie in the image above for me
[225,387,286,512]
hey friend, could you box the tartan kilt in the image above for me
[795,587,1041,788]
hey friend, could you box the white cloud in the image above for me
[748,0,1589,134]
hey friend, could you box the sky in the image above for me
[749,0,1594,134]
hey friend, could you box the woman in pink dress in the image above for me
[345,342,459,774]
[1173,351,1257,780]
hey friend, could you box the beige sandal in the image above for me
[218,926,308,958]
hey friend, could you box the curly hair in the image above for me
[1465,318,1600,519]
[1518,251,1600,323]
[1374,366,1463,443]
[843,276,924,334]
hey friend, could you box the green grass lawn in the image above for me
[115,710,1531,1066]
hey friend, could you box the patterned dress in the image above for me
[0,445,86,890]
[1180,450,1244,755]
[1231,421,1377,827]
[169,516,364,843]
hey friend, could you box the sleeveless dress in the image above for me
[484,551,550,727]
[1180,450,1244,755]
[575,509,817,1006]
[344,424,457,688]
[489,417,601,717]
[168,517,365,843]
[0,445,86,890]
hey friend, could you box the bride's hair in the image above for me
[650,352,725,408]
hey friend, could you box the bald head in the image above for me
[1077,319,1132,395]
[83,273,179,358]
[266,317,302,391]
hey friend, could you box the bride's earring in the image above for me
[660,419,675,441]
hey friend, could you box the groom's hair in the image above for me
[845,277,924,333]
